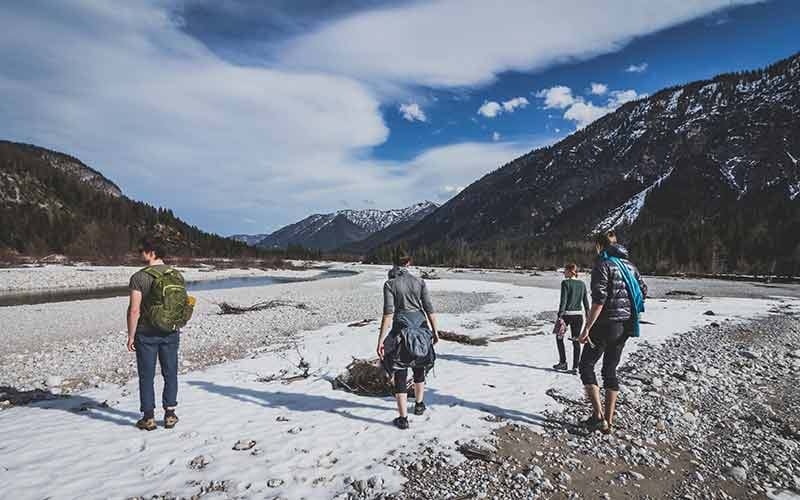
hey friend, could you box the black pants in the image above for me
[556,315,583,368]
[394,367,426,394]
[579,320,631,391]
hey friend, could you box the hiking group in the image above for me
[126,229,645,434]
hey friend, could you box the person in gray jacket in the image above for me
[579,230,647,434]
[377,251,440,429]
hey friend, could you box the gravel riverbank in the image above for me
[386,309,800,500]
[0,268,497,394]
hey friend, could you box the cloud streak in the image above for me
[625,62,649,73]
[279,0,759,88]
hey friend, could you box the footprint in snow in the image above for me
[123,438,147,454]
[141,456,176,478]
[179,430,200,440]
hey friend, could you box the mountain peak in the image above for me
[255,201,439,251]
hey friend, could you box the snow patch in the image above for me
[595,169,673,230]
[666,89,683,113]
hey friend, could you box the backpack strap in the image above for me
[141,266,174,280]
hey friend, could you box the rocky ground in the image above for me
[350,308,800,500]
[0,270,496,401]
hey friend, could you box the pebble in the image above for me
[629,471,645,481]
[728,466,748,482]
[738,350,760,360]
[188,455,211,471]
[232,440,256,451]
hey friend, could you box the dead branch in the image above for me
[217,299,309,315]
[438,330,489,346]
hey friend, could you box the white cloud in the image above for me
[536,84,646,128]
[590,82,609,95]
[398,102,427,122]
[492,132,501,141]
[477,101,503,118]
[608,89,644,107]
[502,97,529,112]
[0,0,550,232]
[0,1,391,233]
[0,0,754,233]
[535,86,576,110]
[478,96,529,118]
[563,102,611,128]
[625,62,649,73]
[279,0,758,88]
[443,185,465,193]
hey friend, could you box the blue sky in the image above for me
[1,0,798,234]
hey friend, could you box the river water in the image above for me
[0,269,356,307]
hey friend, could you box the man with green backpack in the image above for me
[126,238,194,431]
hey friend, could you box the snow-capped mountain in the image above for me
[387,52,800,274]
[255,201,438,251]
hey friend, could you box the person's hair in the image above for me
[565,263,578,277]
[138,238,166,259]
[393,246,412,267]
[593,229,617,249]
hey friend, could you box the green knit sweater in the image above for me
[558,278,589,317]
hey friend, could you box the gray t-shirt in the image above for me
[383,268,434,315]
[129,264,171,334]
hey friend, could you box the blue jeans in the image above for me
[134,332,179,413]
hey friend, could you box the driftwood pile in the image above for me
[333,358,413,397]
[217,300,309,315]
[438,330,489,346]
[421,269,441,280]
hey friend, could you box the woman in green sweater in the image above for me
[554,263,589,373]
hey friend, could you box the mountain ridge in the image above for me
[0,140,263,259]
[380,52,800,275]
[254,201,439,251]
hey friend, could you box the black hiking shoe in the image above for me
[569,368,578,375]
[553,362,568,371]
[164,411,179,429]
[136,417,157,431]
[414,402,426,416]
[393,416,409,429]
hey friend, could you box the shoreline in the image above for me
[0,268,358,307]
[0,263,333,294]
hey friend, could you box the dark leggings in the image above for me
[579,321,631,391]
[394,367,426,394]
[556,315,583,368]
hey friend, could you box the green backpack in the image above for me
[142,266,194,332]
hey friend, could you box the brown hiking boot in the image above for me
[136,417,157,431]
[164,413,179,429]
